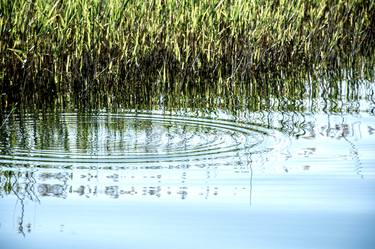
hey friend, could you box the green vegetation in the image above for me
[0,0,374,108]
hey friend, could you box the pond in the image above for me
[1,72,375,249]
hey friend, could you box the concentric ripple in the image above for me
[0,112,288,167]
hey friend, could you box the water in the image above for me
[1,74,375,249]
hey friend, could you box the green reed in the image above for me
[0,0,374,108]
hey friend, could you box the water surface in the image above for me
[1,74,375,249]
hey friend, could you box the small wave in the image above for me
[0,112,288,168]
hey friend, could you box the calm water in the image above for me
[1,75,375,249]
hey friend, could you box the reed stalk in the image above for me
[0,0,374,108]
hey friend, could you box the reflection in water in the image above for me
[0,167,253,201]
[0,170,38,236]
[0,112,285,167]
[0,164,255,236]
[0,69,375,249]
[1,110,374,238]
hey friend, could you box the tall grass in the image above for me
[0,0,374,108]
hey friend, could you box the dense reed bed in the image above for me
[0,0,374,108]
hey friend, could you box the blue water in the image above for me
[0,109,375,249]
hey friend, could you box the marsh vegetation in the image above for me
[0,0,374,108]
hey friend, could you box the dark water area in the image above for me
[1,69,375,249]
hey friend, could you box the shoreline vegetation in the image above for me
[0,0,374,109]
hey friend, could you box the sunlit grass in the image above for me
[0,0,374,107]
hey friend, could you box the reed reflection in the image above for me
[0,67,374,239]
[0,160,255,237]
[0,167,254,200]
[0,170,38,236]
